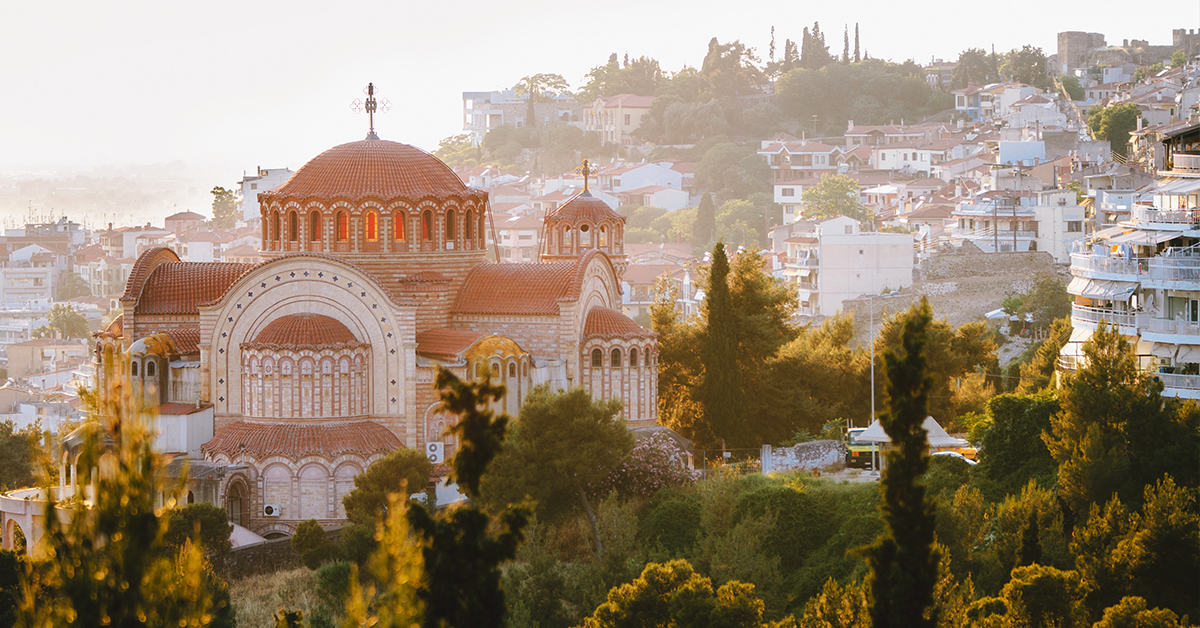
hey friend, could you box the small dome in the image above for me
[262,139,470,202]
[547,191,623,224]
[250,314,360,349]
[583,307,655,339]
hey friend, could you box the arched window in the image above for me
[599,225,607,247]
[630,347,638,367]
[309,211,320,242]
[131,362,139,377]
[479,216,486,244]
[365,211,378,242]
[288,211,298,242]
[508,363,516,378]
[147,361,156,377]
[336,211,349,241]
[562,226,571,250]
[422,211,433,241]
[446,209,456,241]
[474,362,482,379]
[465,210,474,241]
[581,224,592,247]
[271,212,281,242]
[490,363,500,378]
[611,348,622,368]
[394,212,407,241]
[591,348,603,368]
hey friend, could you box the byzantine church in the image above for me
[95,119,657,537]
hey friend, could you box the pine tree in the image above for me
[699,242,745,449]
[862,299,939,628]
[1018,506,1042,566]
[694,193,717,251]
[854,24,861,63]
[843,26,850,64]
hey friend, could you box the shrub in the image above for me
[594,432,699,499]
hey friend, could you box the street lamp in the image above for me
[866,290,900,472]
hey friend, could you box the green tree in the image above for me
[1059,74,1084,100]
[163,502,234,557]
[434,133,481,168]
[700,38,764,98]
[862,299,939,628]
[31,303,89,340]
[1017,317,1071,392]
[1088,103,1140,159]
[1045,324,1200,513]
[694,193,717,249]
[0,420,38,492]
[695,143,771,201]
[343,493,425,628]
[715,194,779,248]
[210,186,238,229]
[651,276,705,440]
[1000,564,1082,628]
[800,174,872,224]
[999,46,1050,89]
[342,446,433,527]
[55,271,89,301]
[580,54,664,101]
[1170,49,1189,68]
[405,368,528,628]
[973,392,1059,499]
[579,560,774,628]
[18,366,227,626]
[952,48,999,89]
[1017,276,1071,332]
[1094,597,1186,628]
[513,73,570,127]
[292,519,340,570]
[483,386,631,554]
[699,243,745,449]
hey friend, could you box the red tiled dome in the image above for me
[261,139,470,202]
[583,307,655,339]
[248,314,360,349]
[547,191,623,224]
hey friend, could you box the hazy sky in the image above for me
[1,0,1194,185]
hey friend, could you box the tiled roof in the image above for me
[165,211,206,221]
[546,191,623,225]
[165,327,201,355]
[121,247,181,302]
[623,263,672,285]
[202,420,401,459]
[415,328,484,361]
[158,402,211,416]
[246,314,361,350]
[102,314,123,337]
[134,261,257,315]
[584,307,654,339]
[260,139,479,203]
[453,261,577,316]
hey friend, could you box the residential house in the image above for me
[165,211,206,235]
[492,213,543,263]
[950,189,1085,261]
[462,90,584,144]
[585,94,655,146]
[238,168,295,222]
[7,338,87,381]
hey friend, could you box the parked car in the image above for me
[931,451,977,466]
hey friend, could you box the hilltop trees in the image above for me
[513,73,569,127]
[775,60,948,134]
[952,48,999,89]
[800,174,872,223]
[31,303,89,340]
[1088,102,1141,159]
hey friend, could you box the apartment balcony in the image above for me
[1146,254,1200,290]
[784,257,819,269]
[1070,253,1148,281]
[957,228,1038,240]
[1141,315,1200,339]
[1131,206,1199,229]
[1157,372,1200,399]
[1169,152,1200,174]
[1070,304,1140,335]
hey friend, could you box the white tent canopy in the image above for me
[856,416,969,448]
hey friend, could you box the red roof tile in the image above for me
[134,261,257,315]
[246,314,361,350]
[415,328,484,361]
[202,420,401,459]
[260,139,480,204]
[546,191,623,225]
[583,307,654,339]
[453,261,577,316]
[121,247,181,302]
[165,327,201,355]
[158,402,211,416]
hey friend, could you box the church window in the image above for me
[491,363,500,378]
[365,211,378,242]
[599,225,607,247]
[629,347,638,367]
[581,224,591,247]
[337,211,349,241]
[522,362,528,377]
[508,363,516,378]
[422,211,433,241]
[394,212,407,241]
[147,361,156,377]
[131,362,139,377]
[474,362,482,379]
[479,216,486,244]
[591,348,603,368]
[271,212,281,242]
[465,210,474,241]
[288,211,298,242]
[446,209,456,241]
[611,348,622,368]
[309,211,320,242]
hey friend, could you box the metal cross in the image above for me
[575,159,598,192]
[350,83,391,140]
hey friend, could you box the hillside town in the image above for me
[0,20,1196,628]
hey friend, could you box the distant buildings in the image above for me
[238,167,294,223]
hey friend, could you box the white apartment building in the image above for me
[759,134,840,223]
[951,190,1085,262]
[239,168,295,223]
[769,216,914,317]
[1061,122,1200,399]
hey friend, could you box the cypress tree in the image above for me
[854,24,861,63]
[699,242,745,449]
[862,299,939,628]
[800,27,812,69]
[843,25,850,64]
[694,192,716,251]
[1017,506,1042,567]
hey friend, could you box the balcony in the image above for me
[1146,254,1200,289]
[958,228,1038,240]
[1071,304,1140,335]
[785,257,819,269]
[1170,153,1200,174]
[1142,316,1200,338]
[1132,206,1198,228]
[1157,372,1200,394]
[1071,253,1147,280]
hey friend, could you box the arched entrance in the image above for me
[226,479,249,528]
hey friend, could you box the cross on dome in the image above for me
[350,83,391,140]
[575,159,598,192]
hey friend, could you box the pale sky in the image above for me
[0,0,1193,185]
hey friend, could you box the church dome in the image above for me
[547,191,623,224]
[262,139,469,203]
[248,314,361,349]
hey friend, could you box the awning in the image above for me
[1107,230,1185,245]
[1067,277,1137,301]
[1093,225,1130,240]
[1137,339,1177,358]
[1061,327,1092,359]
[1177,345,1200,363]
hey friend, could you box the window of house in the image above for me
[630,347,638,367]
[288,212,298,241]
[394,212,407,241]
[147,361,155,377]
[1067,221,1082,232]
[591,348,603,368]
[271,212,281,241]
[310,211,320,242]
[845,225,853,234]
[446,209,456,241]
[509,363,516,378]
[465,210,474,241]
[624,114,631,125]
[423,211,433,241]
[611,348,622,368]
[782,188,795,197]
[131,362,138,377]
[336,212,349,241]
[251,183,257,190]
[365,211,378,241]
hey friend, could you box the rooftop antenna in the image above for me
[350,83,391,140]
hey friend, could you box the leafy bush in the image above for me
[292,520,340,570]
[638,492,703,556]
[594,432,699,499]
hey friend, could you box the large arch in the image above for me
[200,254,417,440]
